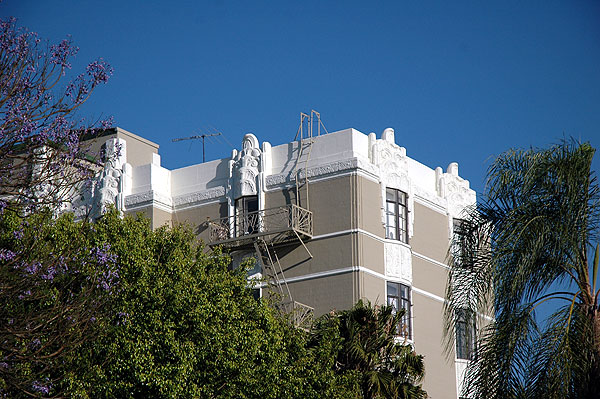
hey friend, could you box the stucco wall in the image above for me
[358,271,385,305]
[413,257,449,299]
[116,128,159,168]
[411,202,450,264]
[413,292,457,399]
[287,272,356,316]
[173,201,227,243]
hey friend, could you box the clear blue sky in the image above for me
[2,0,599,195]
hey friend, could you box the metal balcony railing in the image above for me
[278,300,314,331]
[208,204,313,247]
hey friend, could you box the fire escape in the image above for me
[206,111,326,330]
[207,204,313,329]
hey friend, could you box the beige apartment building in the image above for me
[77,124,477,399]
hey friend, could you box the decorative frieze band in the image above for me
[125,190,173,209]
[265,158,378,188]
[125,186,227,211]
[172,186,226,209]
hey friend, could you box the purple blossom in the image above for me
[24,261,41,274]
[98,268,119,292]
[88,244,119,291]
[13,228,24,240]
[58,255,67,271]
[41,265,57,281]
[50,37,77,70]
[0,17,113,211]
[0,249,16,262]
[29,338,41,349]
[18,290,31,300]
[87,58,113,87]
[0,362,8,369]
[100,116,114,130]
[31,380,51,395]
[116,311,129,325]
[90,243,117,266]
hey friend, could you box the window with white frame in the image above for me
[385,188,408,243]
[455,309,476,360]
[386,281,411,339]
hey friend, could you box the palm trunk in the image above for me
[589,309,600,398]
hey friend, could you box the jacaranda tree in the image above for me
[0,210,119,397]
[0,16,112,212]
[444,141,600,398]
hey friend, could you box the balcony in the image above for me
[207,204,313,249]
[278,300,314,331]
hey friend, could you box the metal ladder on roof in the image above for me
[293,110,327,210]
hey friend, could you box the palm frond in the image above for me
[445,140,600,398]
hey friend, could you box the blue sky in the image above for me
[2,0,599,195]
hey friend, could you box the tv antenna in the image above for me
[172,132,221,162]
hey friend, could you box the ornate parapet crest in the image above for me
[436,163,476,218]
[368,128,415,239]
[232,133,261,198]
[435,163,477,238]
[88,138,132,219]
[226,133,272,218]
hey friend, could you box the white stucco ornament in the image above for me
[435,163,476,219]
[232,133,261,199]
[384,242,412,282]
[91,138,130,219]
[368,128,415,239]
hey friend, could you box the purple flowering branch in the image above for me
[0,206,121,397]
[0,17,113,213]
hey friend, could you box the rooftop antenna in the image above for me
[172,132,222,162]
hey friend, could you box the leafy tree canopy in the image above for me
[0,209,119,397]
[1,209,357,398]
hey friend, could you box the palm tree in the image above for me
[311,300,427,399]
[444,141,600,398]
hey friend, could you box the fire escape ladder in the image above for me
[294,111,320,210]
[252,238,313,330]
[294,139,313,209]
[253,239,291,302]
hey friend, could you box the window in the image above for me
[235,195,259,236]
[455,309,476,360]
[385,188,408,243]
[387,281,411,339]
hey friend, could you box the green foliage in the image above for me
[445,141,600,398]
[0,210,117,397]
[59,211,354,398]
[310,300,427,399]
[1,210,360,398]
